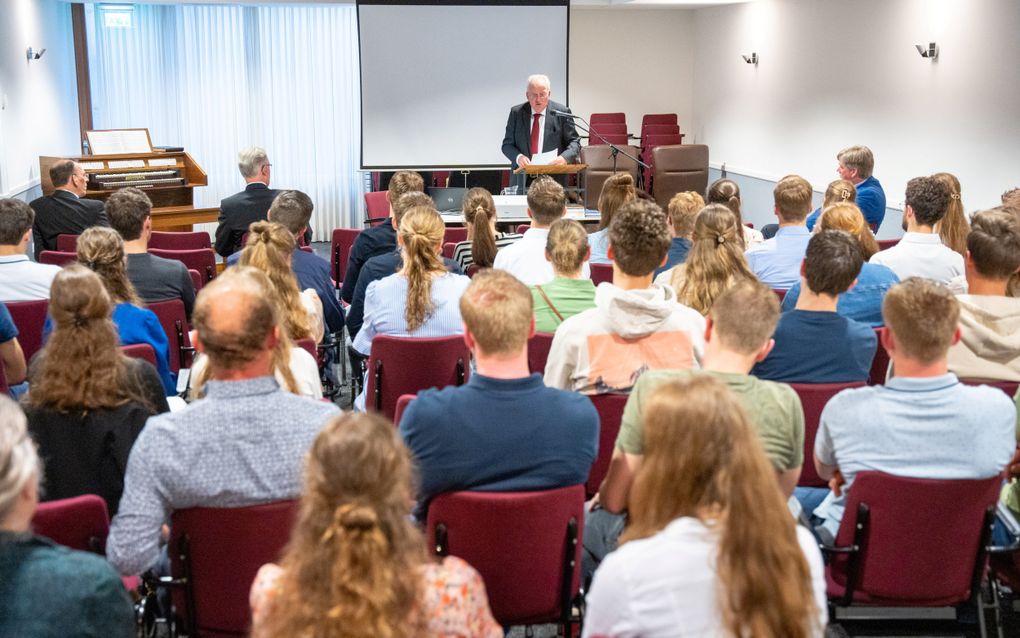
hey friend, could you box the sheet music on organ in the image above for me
[86,128,153,155]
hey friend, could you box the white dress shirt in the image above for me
[493,227,590,286]
[0,254,61,301]
[869,232,964,288]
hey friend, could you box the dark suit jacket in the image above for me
[29,190,108,259]
[501,100,581,169]
[215,183,281,257]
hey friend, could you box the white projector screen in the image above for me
[358,0,570,169]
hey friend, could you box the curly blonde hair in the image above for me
[238,221,313,341]
[675,205,757,315]
[76,226,141,305]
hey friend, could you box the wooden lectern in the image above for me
[513,163,589,204]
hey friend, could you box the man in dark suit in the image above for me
[215,147,281,258]
[501,74,581,190]
[29,159,108,259]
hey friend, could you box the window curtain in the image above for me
[86,3,363,238]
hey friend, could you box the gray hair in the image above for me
[527,74,551,92]
[238,146,270,179]
[0,395,39,522]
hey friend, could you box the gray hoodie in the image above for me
[947,294,1020,382]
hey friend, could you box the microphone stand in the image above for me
[554,111,648,175]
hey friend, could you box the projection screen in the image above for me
[357,0,570,169]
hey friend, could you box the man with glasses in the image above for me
[501,74,580,190]
[29,159,108,259]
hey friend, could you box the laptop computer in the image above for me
[428,187,468,212]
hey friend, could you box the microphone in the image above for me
[549,109,581,119]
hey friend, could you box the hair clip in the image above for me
[716,235,726,245]
[840,189,851,201]
[951,193,961,200]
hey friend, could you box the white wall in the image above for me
[0,0,81,197]
[569,8,695,138]
[691,0,1020,233]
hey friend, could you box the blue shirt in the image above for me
[340,223,397,302]
[806,176,887,231]
[751,309,877,383]
[399,373,599,518]
[655,237,691,278]
[781,263,899,327]
[588,228,611,265]
[0,302,17,342]
[744,226,812,289]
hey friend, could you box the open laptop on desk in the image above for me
[428,187,467,212]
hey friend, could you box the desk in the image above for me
[441,206,600,227]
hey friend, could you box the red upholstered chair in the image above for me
[590,263,613,286]
[364,191,390,226]
[56,233,79,252]
[589,123,629,146]
[772,288,787,302]
[822,472,1001,632]
[432,171,450,188]
[639,133,684,191]
[641,123,680,141]
[443,226,468,245]
[38,250,77,266]
[168,501,298,637]
[121,343,158,369]
[959,377,1020,397]
[149,231,211,251]
[877,238,899,251]
[869,328,889,385]
[147,299,193,374]
[331,228,361,287]
[32,494,110,554]
[6,299,48,362]
[366,335,470,421]
[527,332,555,375]
[516,224,531,235]
[393,393,415,427]
[187,268,203,293]
[466,264,482,278]
[640,113,678,128]
[295,337,317,361]
[790,382,866,487]
[585,394,628,499]
[148,248,217,283]
[590,112,626,126]
[442,241,457,260]
[425,485,585,632]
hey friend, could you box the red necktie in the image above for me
[530,113,542,156]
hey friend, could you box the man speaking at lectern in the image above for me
[501,74,580,187]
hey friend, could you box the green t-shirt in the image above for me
[1004,390,1020,514]
[531,277,598,334]
[616,369,805,471]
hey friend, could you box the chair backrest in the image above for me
[868,328,889,385]
[295,337,317,360]
[772,288,787,302]
[590,262,613,286]
[790,382,866,487]
[56,233,79,252]
[121,343,158,369]
[148,248,217,283]
[585,394,628,499]
[443,226,468,245]
[465,264,481,278]
[32,494,110,554]
[829,471,999,606]
[579,145,641,210]
[425,485,584,626]
[364,190,390,222]
[959,377,1020,397]
[147,299,191,373]
[393,393,415,426]
[641,123,680,140]
[38,250,77,266]
[651,144,709,208]
[187,268,203,292]
[587,132,629,146]
[641,113,678,128]
[442,241,457,260]
[590,122,627,136]
[527,332,555,375]
[516,223,531,235]
[432,171,450,188]
[590,112,626,126]
[149,231,211,251]
[6,299,48,362]
[331,227,361,284]
[877,238,899,251]
[366,335,471,421]
[640,133,684,153]
[170,501,298,636]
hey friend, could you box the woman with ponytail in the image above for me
[531,219,595,333]
[76,227,175,395]
[932,172,969,256]
[250,412,501,638]
[655,205,758,315]
[706,178,764,248]
[583,376,826,637]
[588,172,637,264]
[452,187,522,270]
[24,265,168,515]
[806,179,857,231]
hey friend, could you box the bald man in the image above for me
[106,267,339,576]
[29,159,108,259]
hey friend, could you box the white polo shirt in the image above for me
[0,254,61,301]
[869,232,964,286]
[493,227,590,286]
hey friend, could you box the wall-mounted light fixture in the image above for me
[741,53,758,65]
[26,47,46,61]
[915,42,938,59]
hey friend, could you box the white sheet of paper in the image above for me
[530,150,557,166]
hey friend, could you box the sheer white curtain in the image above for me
[86,3,363,237]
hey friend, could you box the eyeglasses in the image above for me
[527,91,549,99]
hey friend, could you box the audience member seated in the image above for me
[452,187,522,271]
[806,145,886,231]
[0,395,134,637]
[654,204,758,315]
[0,199,61,302]
[584,282,804,579]
[583,376,826,638]
[803,178,856,232]
[933,172,969,257]
[870,175,964,289]
[531,219,596,333]
[782,202,899,327]
[106,267,340,576]
[250,412,501,638]
[340,170,424,303]
[947,209,1020,381]
[809,277,1015,541]
[753,230,876,383]
[400,269,598,518]
[0,302,26,389]
[706,178,764,248]
[494,176,590,284]
[106,187,196,317]
[24,266,168,515]
[215,147,283,258]
[76,227,175,395]
[347,192,460,341]
[29,159,108,260]
[745,175,814,290]
[587,173,638,265]
[545,200,705,394]
[655,191,703,277]
[352,206,471,409]
[1005,191,1020,298]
